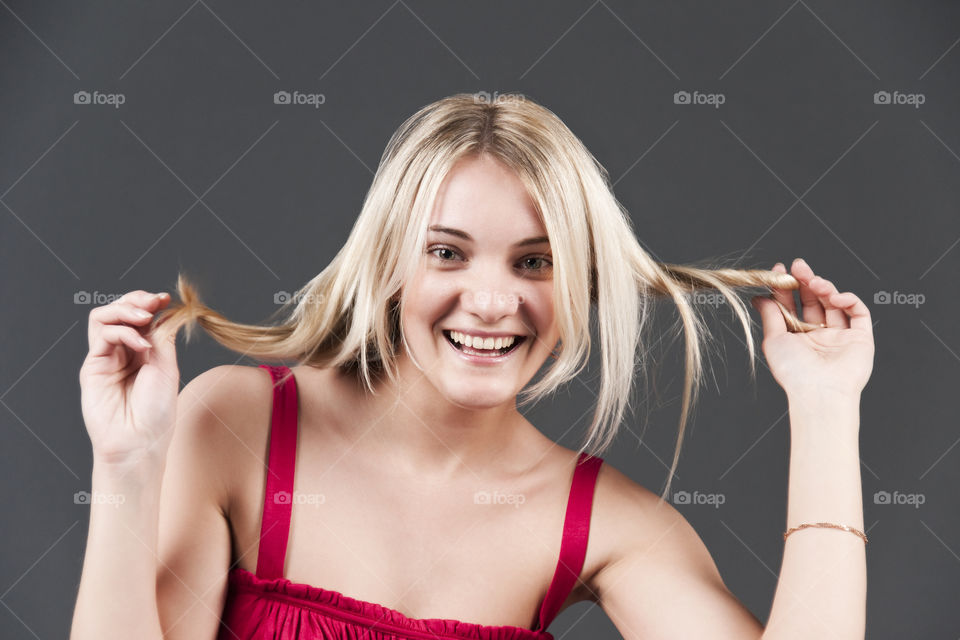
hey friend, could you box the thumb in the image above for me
[144,321,180,380]
[751,295,787,340]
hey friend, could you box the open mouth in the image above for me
[443,330,528,357]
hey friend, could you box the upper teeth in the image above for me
[447,331,518,350]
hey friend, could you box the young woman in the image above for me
[71,94,874,640]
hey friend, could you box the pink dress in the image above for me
[217,364,605,640]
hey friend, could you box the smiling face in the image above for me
[397,153,559,410]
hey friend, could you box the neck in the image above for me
[338,355,528,482]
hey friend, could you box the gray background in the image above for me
[1,2,957,638]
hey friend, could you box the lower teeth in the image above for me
[462,344,508,356]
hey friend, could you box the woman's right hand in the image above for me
[79,290,180,468]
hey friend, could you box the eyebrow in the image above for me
[428,225,550,248]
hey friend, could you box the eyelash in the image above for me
[427,245,553,272]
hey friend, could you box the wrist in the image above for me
[786,394,861,447]
[786,387,861,415]
[92,450,166,488]
[785,383,861,407]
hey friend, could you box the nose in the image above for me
[459,270,523,325]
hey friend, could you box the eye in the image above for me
[520,256,553,271]
[427,246,464,262]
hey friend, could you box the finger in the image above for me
[789,258,825,326]
[769,262,798,317]
[88,296,170,347]
[108,291,171,334]
[828,291,873,335]
[808,276,848,329]
[115,290,171,312]
[751,295,788,340]
[89,302,159,328]
[88,324,153,359]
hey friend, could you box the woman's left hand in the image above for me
[750,258,875,404]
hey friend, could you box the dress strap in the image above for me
[534,451,604,633]
[254,364,299,580]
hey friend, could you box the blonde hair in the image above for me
[151,92,816,501]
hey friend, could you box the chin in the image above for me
[440,380,515,410]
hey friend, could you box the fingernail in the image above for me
[138,337,152,347]
[134,309,151,319]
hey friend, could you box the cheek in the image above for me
[402,274,452,332]
[519,285,557,343]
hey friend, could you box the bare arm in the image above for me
[591,402,865,640]
[590,465,765,640]
[70,292,238,640]
[763,395,865,640]
[753,259,871,639]
[71,366,237,640]
[71,290,175,640]
[71,456,167,640]
[154,366,239,638]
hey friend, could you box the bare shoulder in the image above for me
[585,460,727,602]
[174,364,282,512]
[176,364,341,508]
[177,364,274,440]
[177,362,328,436]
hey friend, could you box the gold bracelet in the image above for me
[783,522,868,544]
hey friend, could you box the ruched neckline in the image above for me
[227,566,554,640]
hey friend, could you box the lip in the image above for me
[442,331,527,365]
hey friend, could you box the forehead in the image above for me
[428,154,545,239]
